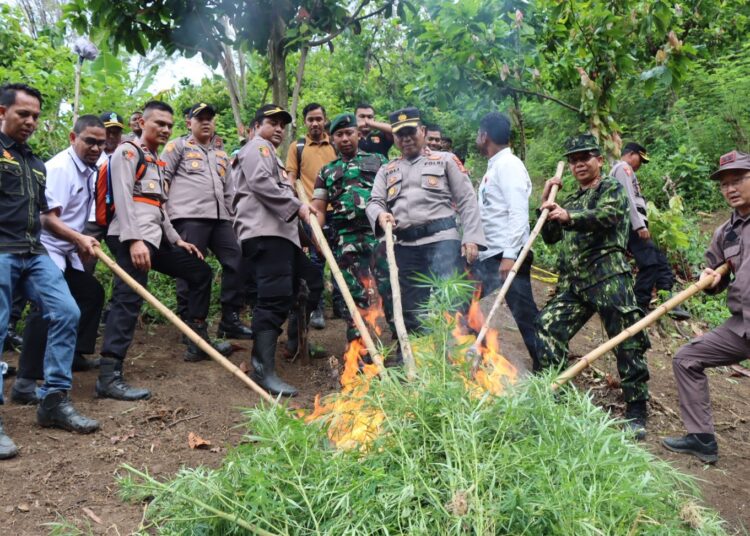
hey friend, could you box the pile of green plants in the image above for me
[119,310,726,535]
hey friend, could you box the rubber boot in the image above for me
[37,391,100,433]
[184,320,233,362]
[251,330,298,397]
[95,357,151,400]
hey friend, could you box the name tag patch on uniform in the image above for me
[259,146,271,157]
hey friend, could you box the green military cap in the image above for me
[329,112,357,134]
[389,107,421,133]
[563,133,601,156]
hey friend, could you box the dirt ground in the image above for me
[1,275,749,535]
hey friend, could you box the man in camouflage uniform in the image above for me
[536,134,650,439]
[310,113,393,344]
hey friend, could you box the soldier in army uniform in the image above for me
[366,107,485,333]
[535,134,650,439]
[310,113,393,346]
[161,102,252,357]
[233,104,322,396]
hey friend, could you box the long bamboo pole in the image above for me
[295,181,386,372]
[470,161,565,373]
[551,263,730,391]
[385,221,417,380]
[93,247,277,405]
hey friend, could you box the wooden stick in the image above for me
[551,263,730,391]
[470,161,565,372]
[93,247,277,405]
[295,181,386,372]
[385,221,417,380]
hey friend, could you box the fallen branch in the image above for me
[385,221,416,380]
[93,247,277,405]
[552,264,730,391]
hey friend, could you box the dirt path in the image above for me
[1,277,749,534]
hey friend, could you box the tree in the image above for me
[65,0,413,135]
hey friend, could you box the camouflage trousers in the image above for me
[535,274,651,403]
[335,242,394,342]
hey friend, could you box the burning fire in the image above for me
[306,286,517,450]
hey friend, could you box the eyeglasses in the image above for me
[567,152,598,164]
[80,137,106,148]
[719,174,750,191]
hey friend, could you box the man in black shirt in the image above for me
[355,102,393,158]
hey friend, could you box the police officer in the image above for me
[536,134,650,439]
[233,104,322,397]
[366,107,485,333]
[310,113,392,347]
[611,142,690,319]
[1,83,99,459]
[662,151,750,464]
[161,103,252,350]
[97,100,210,400]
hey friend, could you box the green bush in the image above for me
[120,297,726,535]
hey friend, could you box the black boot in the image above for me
[10,383,39,405]
[661,433,718,464]
[251,330,298,397]
[668,304,692,321]
[217,310,253,339]
[95,357,151,400]
[624,400,648,440]
[3,325,23,352]
[37,391,99,433]
[184,320,233,362]
[284,312,300,359]
[72,353,100,372]
[0,416,18,460]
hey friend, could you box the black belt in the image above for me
[396,216,456,242]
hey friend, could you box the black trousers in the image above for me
[17,265,105,380]
[81,221,108,274]
[473,253,540,368]
[10,293,26,325]
[100,235,212,360]
[627,227,674,308]
[395,239,465,333]
[172,218,244,318]
[242,236,323,335]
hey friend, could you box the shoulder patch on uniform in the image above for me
[216,150,227,158]
[122,148,136,160]
[386,162,397,171]
[624,166,632,176]
[428,154,441,160]
[2,149,14,160]
[165,142,175,153]
[452,155,467,173]
[259,146,271,157]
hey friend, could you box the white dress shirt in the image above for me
[477,147,532,261]
[42,147,96,271]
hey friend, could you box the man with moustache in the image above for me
[233,104,322,396]
[366,107,485,334]
[662,151,750,464]
[425,124,443,152]
[161,103,251,359]
[12,115,109,406]
[1,84,99,459]
[96,100,209,401]
[286,103,337,329]
[309,113,393,348]
[535,134,650,439]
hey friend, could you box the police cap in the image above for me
[189,102,217,119]
[622,142,650,164]
[254,104,292,125]
[389,107,421,133]
[99,111,124,129]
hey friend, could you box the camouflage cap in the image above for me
[328,112,357,135]
[709,150,750,180]
[563,134,600,156]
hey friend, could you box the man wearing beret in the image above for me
[662,151,750,464]
[536,134,651,439]
[611,142,690,319]
[310,113,393,349]
[366,107,485,333]
[161,103,251,360]
[232,104,322,396]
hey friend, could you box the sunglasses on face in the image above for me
[567,152,599,164]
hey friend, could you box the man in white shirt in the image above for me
[11,115,107,405]
[473,112,540,370]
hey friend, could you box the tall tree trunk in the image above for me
[289,46,309,141]
[238,48,247,105]
[220,45,245,137]
[511,91,526,161]
[268,14,289,108]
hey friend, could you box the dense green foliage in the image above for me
[119,310,726,535]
